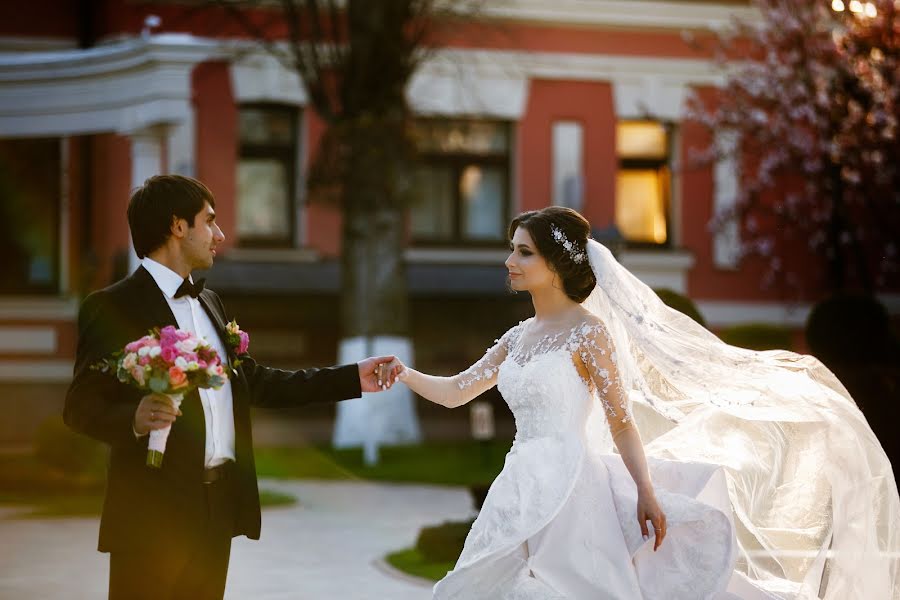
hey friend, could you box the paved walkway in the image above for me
[0,480,475,599]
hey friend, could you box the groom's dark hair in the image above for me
[127,175,216,259]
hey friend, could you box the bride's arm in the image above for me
[390,326,517,409]
[581,321,667,550]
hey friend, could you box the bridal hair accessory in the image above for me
[550,224,587,264]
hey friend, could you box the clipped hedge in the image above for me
[653,288,706,328]
[720,323,793,351]
[415,520,474,563]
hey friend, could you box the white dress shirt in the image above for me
[142,258,236,467]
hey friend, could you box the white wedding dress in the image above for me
[431,318,751,600]
[410,240,898,599]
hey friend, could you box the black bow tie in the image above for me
[174,277,206,299]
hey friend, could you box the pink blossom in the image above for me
[238,332,250,355]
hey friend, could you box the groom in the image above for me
[64,174,395,599]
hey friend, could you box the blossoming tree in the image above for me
[687,0,899,293]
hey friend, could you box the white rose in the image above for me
[175,356,188,369]
[138,346,150,357]
[149,346,162,358]
[179,338,200,353]
[122,353,138,369]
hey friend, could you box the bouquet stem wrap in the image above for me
[146,392,184,468]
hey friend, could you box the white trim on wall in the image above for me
[0,34,222,138]
[229,51,308,105]
[0,298,78,320]
[0,327,57,353]
[477,0,759,30]
[697,300,811,328]
[413,49,722,120]
[619,249,695,294]
[0,360,72,382]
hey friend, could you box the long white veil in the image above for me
[583,239,899,599]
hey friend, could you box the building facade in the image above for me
[2,0,896,442]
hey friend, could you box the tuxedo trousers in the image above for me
[108,470,238,600]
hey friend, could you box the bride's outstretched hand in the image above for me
[637,490,667,551]
[381,357,409,385]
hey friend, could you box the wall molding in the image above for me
[477,0,759,31]
[0,298,78,321]
[0,360,72,382]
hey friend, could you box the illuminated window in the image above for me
[410,120,510,244]
[615,121,671,246]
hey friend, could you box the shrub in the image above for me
[33,417,106,475]
[806,293,899,368]
[653,288,706,327]
[720,324,793,351]
[415,520,473,563]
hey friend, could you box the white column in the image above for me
[332,335,421,464]
[129,127,166,273]
[167,107,195,177]
[713,131,741,269]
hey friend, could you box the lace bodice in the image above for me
[457,318,634,442]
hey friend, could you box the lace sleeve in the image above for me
[400,323,521,409]
[455,325,519,392]
[577,321,634,439]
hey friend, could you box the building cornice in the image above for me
[0,34,224,137]
[476,0,759,31]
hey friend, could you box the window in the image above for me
[410,120,510,244]
[0,138,60,294]
[237,105,299,247]
[615,121,671,246]
[552,121,584,212]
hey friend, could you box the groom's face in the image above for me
[181,201,225,270]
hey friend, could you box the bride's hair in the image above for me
[508,207,597,303]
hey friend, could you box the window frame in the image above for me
[616,121,674,250]
[410,119,512,248]
[236,103,301,249]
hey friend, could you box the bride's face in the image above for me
[505,226,556,292]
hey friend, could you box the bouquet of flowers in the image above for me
[93,325,228,468]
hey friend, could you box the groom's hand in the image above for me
[358,356,397,393]
[133,393,182,436]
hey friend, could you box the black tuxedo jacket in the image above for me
[64,266,361,552]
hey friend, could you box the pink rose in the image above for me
[125,340,142,353]
[131,366,146,386]
[168,366,188,389]
[238,331,250,355]
[139,355,151,366]
[161,346,179,363]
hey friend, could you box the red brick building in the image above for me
[1,0,896,442]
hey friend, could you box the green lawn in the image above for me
[385,547,454,582]
[254,439,511,486]
[0,439,511,519]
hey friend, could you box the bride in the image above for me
[384,206,899,599]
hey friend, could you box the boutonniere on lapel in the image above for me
[225,319,250,372]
